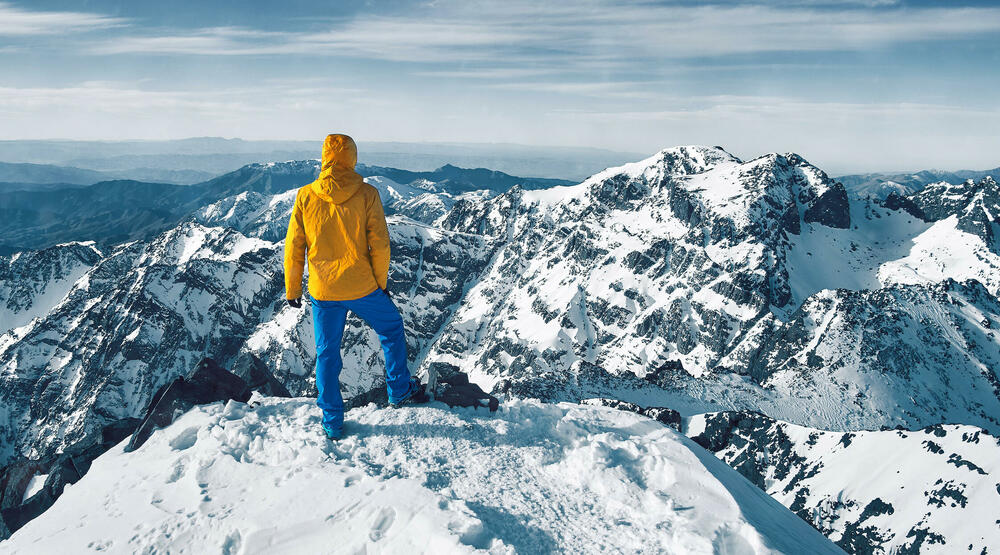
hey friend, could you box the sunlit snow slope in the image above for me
[2,399,841,554]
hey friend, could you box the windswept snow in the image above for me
[3,398,841,554]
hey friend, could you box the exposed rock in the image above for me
[0,415,141,540]
[803,182,851,228]
[229,352,291,398]
[435,372,499,412]
[881,192,925,220]
[0,459,47,511]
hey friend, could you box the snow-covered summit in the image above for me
[2,398,841,554]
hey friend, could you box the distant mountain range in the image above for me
[835,167,1000,199]
[0,138,641,181]
[0,161,571,253]
[0,161,216,188]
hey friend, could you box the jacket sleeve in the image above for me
[284,191,308,299]
[366,189,391,290]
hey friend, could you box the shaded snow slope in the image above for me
[2,398,841,554]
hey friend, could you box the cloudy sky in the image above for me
[1,0,998,173]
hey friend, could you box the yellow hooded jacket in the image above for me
[284,134,390,301]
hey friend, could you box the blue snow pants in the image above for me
[312,288,412,433]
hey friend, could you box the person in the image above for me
[284,133,428,440]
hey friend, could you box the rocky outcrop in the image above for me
[229,352,291,398]
[580,398,681,431]
[127,358,252,451]
[803,182,850,228]
[0,416,140,540]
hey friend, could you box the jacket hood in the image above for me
[310,134,365,204]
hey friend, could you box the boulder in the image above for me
[436,372,500,412]
[230,352,291,398]
[184,358,252,405]
[42,454,82,499]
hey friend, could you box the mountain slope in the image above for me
[0,160,557,251]
[0,214,492,464]
[1,398,842,554]
[687,411,1000,554]
[0,242,102,334]
[357,163,575,193]
[0,162,109,187]
[423,146,1000,432]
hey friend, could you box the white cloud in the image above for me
[0,2,127,36]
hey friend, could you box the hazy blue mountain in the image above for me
[0,162,109,186]
[0,160,571,252]
[356,163,574,193]
[836,166,1000,199]
[0,138,638,181]
[0,161,217,188]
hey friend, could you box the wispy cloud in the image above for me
[549,95,1000,123]
[0,81,369,115]
[80,2,1000,64]
[0,2,127,36]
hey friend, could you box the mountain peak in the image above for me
[651,145,742,174]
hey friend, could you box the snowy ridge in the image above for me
[0,242,102,335]
[2,398,841,554]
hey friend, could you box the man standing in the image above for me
[284,134,427,440]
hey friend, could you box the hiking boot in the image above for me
[390,378,430,408]
[322,422,342,441]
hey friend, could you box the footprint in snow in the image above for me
[168,427,199,451]
[369,507,396,541]
[164,459,185,484]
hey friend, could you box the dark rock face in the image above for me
[127,358,251,452]
[580,398,681,431]
[881,192,925,220]
[0,460,48,511]
[803,182,851,229]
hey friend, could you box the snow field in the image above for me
[3,398,841,554]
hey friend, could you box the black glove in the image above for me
[287,297,302,309]
[383,288,391,299]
